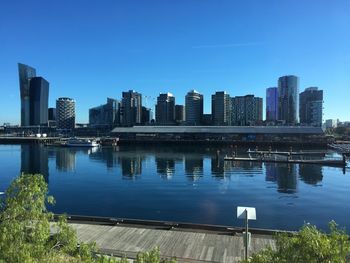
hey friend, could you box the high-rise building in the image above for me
[120,90,142,126]
[155,93,175,125]
[299,87,323,127]
[266,87,278,122]
[48,108,56,121]
[278,75,299,125]
[18,63,37,126]
[185,90,203,125]
[141,106,152,124]
[211,91,231,125]
[231,95,263,126]
[89,98,119,127]
[175,105,185,123]
[29,77,49,126]
[56,97,75,130]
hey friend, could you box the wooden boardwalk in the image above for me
[70,223,275,263]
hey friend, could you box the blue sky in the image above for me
[0,0,349,124]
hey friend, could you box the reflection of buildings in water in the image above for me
[119,155,143,179]
[211,158,235,178]
[276,164,297,194]
[56,148,76,172]
[155,157,175,179]
[185,157,203,181]
[21,144,49,182]
[299,164,323,185]
[265,163,278,182]
[89,147,119,168]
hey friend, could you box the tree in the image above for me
[0,173,176,263]
[244,221,350,263]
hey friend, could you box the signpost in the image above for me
[237,206,256,261]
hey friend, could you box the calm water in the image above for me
[0,144,349,231]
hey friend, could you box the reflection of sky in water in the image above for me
[0,144,349,231]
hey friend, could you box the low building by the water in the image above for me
[111,126,326,145]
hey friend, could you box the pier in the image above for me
[61,215,277,263]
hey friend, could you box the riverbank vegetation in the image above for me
[0,173,176,263]
[244,221,350,263]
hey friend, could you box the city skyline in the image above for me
[1,0,349,124]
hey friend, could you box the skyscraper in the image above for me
[155,93,175,125]
[120,90,142,126]
[56,97,75,130]
[185,90,203,125]
[299,87,323,127]
[211,91,231,126]
[89,98,119,127]
[175,105,185,123]
[18,63,36,126]
[278,75,299,125]
[266,87,278,122]
[29,77,49,126]
[231,95,263,126]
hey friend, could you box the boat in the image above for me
[66,138,99,147]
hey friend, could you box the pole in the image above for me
[245,209,248,261]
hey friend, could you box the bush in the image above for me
[243,221,350,263]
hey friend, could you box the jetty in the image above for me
[59,215,277,263]
[224,148,347,168]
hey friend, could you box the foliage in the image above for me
[243,221,350,263]
[0,173,177,263]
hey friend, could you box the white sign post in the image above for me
[237,206,256,261]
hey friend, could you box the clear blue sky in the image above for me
[0,0,349,124]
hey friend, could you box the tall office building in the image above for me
[175,105,185,123]
[185,90,203,125]
[29,77,49,126]
[120,90,142,126]
[211,91,231,126]
[48,108,56,121]
[155,93,175,125]
[278,75,299,125]
[89,98,119,127]
[231,95,263,126]
[299,87,323,127]
[56,97,75,130]
[141,107,152,124]
[18,63,37,126]
[266,87,278,122]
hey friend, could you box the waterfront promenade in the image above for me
[69,221,275,262]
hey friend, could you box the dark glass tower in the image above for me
[266,87,278,122]
[278,75,299,125]
[155,93,175,125]
[29,77,49,126]
[299,87,323,127]
[18,63,36,126]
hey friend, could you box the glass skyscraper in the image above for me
[299,87,323,127]
[18,63,36,126]
[155,93,175,125]
[278,75,299,125]
[266,87,278,122]
[185,90,203,125]
[29,77,49,126]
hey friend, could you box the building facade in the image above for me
[56,97,75,130]
[211,91,231,125]
[120,90,142,126]
[18,63,37,126]
[278,75,299,125]
[175,105,185,123]
[155,93,175,125]
[231,95,263,126]
[299,87,323,127]
[141,107,152,124]
[29,77,49,126]
[185,90,203,125]
[89,98,119,127]
[266,87,278,122]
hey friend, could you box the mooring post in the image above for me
[245,209,249,261]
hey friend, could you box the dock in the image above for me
[64,216,276,263]
[224,156,346,167]
[247,150,326,156]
